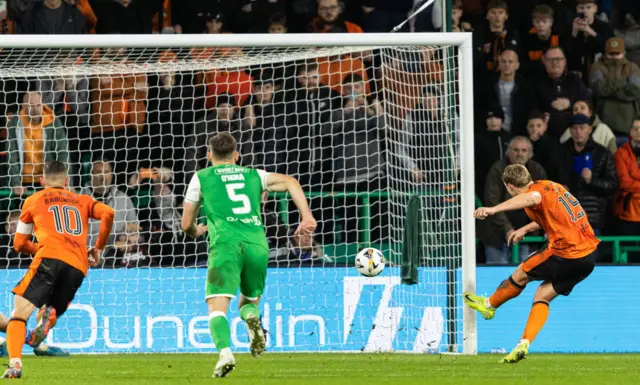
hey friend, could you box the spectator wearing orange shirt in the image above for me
[90,48,148,185]
[308,0,363,33]
[613,119,640,239]
[6,91,68,195]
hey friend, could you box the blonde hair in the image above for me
[502,164,532,188]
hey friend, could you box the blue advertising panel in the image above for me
[0,266,637,353]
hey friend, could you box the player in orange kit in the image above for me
[465,164,598,363]
[2,161,114,379]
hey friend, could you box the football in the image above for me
[355,247,386,277]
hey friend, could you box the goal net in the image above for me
[0,34,475,354]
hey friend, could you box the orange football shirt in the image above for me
[525,180,600,259]
[19,187,110,275]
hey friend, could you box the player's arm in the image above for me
[263,172,317,234]
[89,201,115,266]
[14,200,40,255]
[475,191,542,219]
[520,221,541,234]
[181,173,207,239]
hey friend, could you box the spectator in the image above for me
[18,0,86,34]
[90,48,148,184]
[560,113,618,235]
[201,67,253,111]
[589,37,640,137]
[473,0,522,75]
[450,0,472,33]
[81,160,140,266]
[267,13,287,34]
[243,73,286,173]
[480,49,532,136]
[7,91,68,195]
[233,0,286,33]
[186,93,258,173]
[92,0,162,34]
[532,47,589,138]
[569,0,614,81]
[131,167,205,266]
[285,62,342,188]
[480,136,546,264]
[342,73,382,116]
[619,13,640,66]
[527,110,569,186]
[560,100,618,153]
[0,211,29,268]
[522,5,570,77]
[474,105,509,199]
[0,0,15,34]
[34,57,91,186]
[400,85,454,186]
[75,0,97,33]
[308,0,363,33]
[146,52,197,186]
[360,0,413,33]
[613,119,640,243]
[203,12,227,34]
[329,92,386,243]
[538,0,576,38]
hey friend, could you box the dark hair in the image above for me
[44,160,68,178]
[528,110,546,122]
[269,13,287,27]
[452,0,463,9]
[576,0,597,5]
[487,0,508,12]
[297,61,318,75]
[209,132,237,160]
[573,99,594,112]
[342,73,364,85]
[544,46,566,57]
[532,4,554,19]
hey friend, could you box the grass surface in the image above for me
[12,353,639,384]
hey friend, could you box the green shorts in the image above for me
[205,241,269,300]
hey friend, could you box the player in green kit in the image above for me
[181,133,317,378]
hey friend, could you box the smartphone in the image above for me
[577,12,585,19]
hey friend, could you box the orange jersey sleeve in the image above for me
[90,201,115,251]
[26,188,97,275]
[525,181,600,258]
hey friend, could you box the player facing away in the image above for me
[465,164,598,363]
[182,133,317,378]
[2,161,115,379]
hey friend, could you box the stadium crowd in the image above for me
[0,0,639,267]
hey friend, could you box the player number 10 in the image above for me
[558,192,585,223]
[48,205,83,236]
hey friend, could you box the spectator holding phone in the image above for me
[560,113,618,237]
[569,0,614,81]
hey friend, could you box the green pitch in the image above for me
[16,353,638,385]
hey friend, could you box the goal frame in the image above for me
[0,32,476,354]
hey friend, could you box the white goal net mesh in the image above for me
[0,40,465,354]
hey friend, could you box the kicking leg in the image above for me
[30,306,69,357]
[464,264,529,320]
[238,295,265,357]
[207,296,235,378]
[502,281,558,364]
[2,295,38,378]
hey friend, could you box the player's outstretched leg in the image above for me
[0,310,69,357]
[2,295,40,378]
[27,306,56,348]
[502,281,556,364]
[464,265,528,320]
[239,296,265,358]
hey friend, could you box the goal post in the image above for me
[0,33,476,354]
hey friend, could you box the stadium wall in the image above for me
[0,266,637,353]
